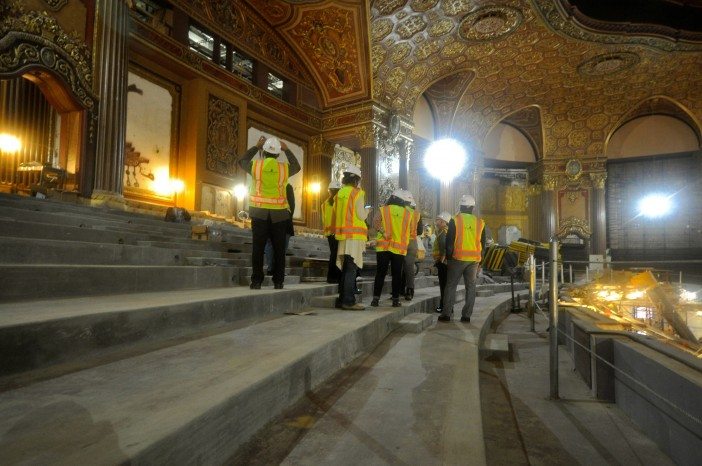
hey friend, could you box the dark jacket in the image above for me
[286,183,295,237]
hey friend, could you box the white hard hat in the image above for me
[405,191,416,206]
[459,194,476,207]
[391,189,405,200]
[328,180,341,190]
[262,137,281,155]
[343,165,362,178]
[437,211,451,223]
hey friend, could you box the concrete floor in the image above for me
[232,295,673,466]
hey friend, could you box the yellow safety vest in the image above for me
[249,158,289,209]
[376,204,411,255]
[334,185,368,241]
[406,207,420,240]
[432,227,447,260]
[321,198,335,236]
[453,213,484,262]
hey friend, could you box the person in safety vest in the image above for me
[370,189,412,307]
[433,211,451,314]
[264,183,295,275]
[333,165,370,310]
[238,135,300,290]
[401,193,422,301]
[322,180,342,283]
[438,194,486,323]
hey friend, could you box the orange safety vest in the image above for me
[249,158,289,209]
[376,204,411,255]
[321,198,335,236]
[407,208,420,240]
[453,213,484,262]
[333,185,368,241]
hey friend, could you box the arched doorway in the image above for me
[0,8,96,196]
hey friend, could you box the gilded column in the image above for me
[92,0,129,197]
[308,135,334,231]
[590,172,607,255]
[357,123,379,209]
[542,173,559,239]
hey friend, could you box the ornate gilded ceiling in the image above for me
[371,0,702,157]
[245,0,371,106]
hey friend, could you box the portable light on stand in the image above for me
[0,133,22,191]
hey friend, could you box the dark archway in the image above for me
[0,5,97,195]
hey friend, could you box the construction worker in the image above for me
[433,211,451,314]
[371,189,412,307]
[438,194,486,323]
[322,180,342,283]
[402,193,422,301]
[334,165,370,310]
[264,183,295,276]
[238,135,300,290]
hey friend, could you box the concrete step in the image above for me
[137,240,251,254]
[481,333,509,357]
[0,205,191,239]
[397,312,435,333]
[0,236,184,265]
[0,193,195,233]
[0,298,429,464]
[0,284,338,378]
[185,256,247,267]
[0,264,239,301]
[238,274,301,287]
[476,289,495,297]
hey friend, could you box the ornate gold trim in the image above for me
[41,0,68,11]
[557,215,591,239]
[0,3,95,110]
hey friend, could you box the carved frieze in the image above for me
[557,216,592,240]
[0,4,95,110]
[41,0,68,11]
[206,94,239,177]
[590,172,607,189]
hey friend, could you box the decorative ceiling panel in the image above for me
[370,0,702,157]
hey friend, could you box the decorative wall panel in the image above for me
[124,69,179,197]
[206,94,239,177]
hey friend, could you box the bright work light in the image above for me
[637,194,673,218]
[424,138,467,183]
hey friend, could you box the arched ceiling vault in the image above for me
[371,0,702,158]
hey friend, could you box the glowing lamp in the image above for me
[638,194,673,218]
[680,290,697,302]
[0,133,21,153]
[424,138,467,182]
[309,182,321,194]
[170,179,185,194]
[233,183,247,200]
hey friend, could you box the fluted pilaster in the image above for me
[93,0,129,195]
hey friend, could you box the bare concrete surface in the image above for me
[480,311,674,466]
[234,294,514,466]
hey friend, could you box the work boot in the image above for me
[249,282,261,290]
[334,298,343,309]
[460,316,470,323]
[371,297,380,307]
[342,303,366,311]
[404,288,414,301]
[437,315,451,322]
[274,283,284,289]
[392,299,401,307]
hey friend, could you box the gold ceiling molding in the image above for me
[170,0,313,85]
[500,106,544,159]
[532,0,702,52]
[41,0,68,11]
[282,1,371,106]
[371,0,702,158]
[458,5,523,42]
[577,52,640,77]
[0,3,95,110]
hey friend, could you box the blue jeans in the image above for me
[264,234,291,272]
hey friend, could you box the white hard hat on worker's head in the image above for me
[391,189,405,200]
[262,137,281,155]
[437,211,451,223]
[328,180,341,190]
[459,194,476,207]
[405,191,416,207]
[343,165,362,178]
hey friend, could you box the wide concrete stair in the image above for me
[0,193,527,464]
